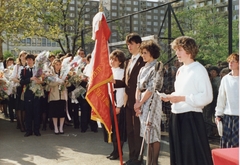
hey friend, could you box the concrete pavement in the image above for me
[0,113,219,165]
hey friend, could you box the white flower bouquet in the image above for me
[30,51,50,97]
[69,86,86,104]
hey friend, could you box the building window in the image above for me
[207,1,212,5]
[21,39,26,46]
[112,12,117,17]
[32,38,36,46]
[112,0,117,3]
[52,41,56,47]
[42,38,46,46]
[134,27,138,31]
[133,20,138,24]
[133,15,138,18]
[37,38,41,46]
[154,9,158,13]
[126,7,131,11]
[235,5,239,10]
[133,1,138,5]
[133,7,138,11]
[199,2,205,7]
[26,38,31,46]
[112,6,117,10]
[69,6,74,11]
[153,22,158,26]
[47,39,51,47]
[147,22,151,25]
[154,16,158,20]
[126,1,131,5]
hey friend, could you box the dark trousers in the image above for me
[125,105,143,161]
[8,94,16,121]
[24,97,41,134]
[79,96,98,132]
[73,102,80,128]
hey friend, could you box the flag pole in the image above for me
[97,2,123,164]
[109,83,123,165]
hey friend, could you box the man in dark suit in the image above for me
[20,54,42,137]
[123,33,146,165]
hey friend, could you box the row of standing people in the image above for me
[107,33,238,165]
[0,49,98,137]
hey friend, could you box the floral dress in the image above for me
[137,60,164,143]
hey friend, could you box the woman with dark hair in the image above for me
[10,51,27,132]
[105,49,126,160]
[134,40,164,165]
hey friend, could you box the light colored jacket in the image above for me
[47,72,67,102]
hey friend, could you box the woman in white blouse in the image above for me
[10,51,27,132]
[105,49,126,160]
[215,53,239,148]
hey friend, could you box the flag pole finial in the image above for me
[99,0,104,12]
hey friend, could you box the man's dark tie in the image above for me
[30,68,33,77]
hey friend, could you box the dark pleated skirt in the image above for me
[16,86,24,111]
[103,106,127,143]
[221,115,239,148]
[169,112,213,165]
[48,100,66,118]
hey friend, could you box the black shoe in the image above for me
[24,132,32,137]
[34,132,41,136]
[55,132,59,135]
[109,154,119,160]
[124,160,133,165]
[59,131,64,134]
[106,152,113,159]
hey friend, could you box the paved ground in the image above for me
[0,113,219,165]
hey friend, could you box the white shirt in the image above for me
[215,73,239,116]
[110,67,125,108]
[129,53,140,74]
[10,64,25,80]
[171,61,213,114]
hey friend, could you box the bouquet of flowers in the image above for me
[69,86,86,104]
[0,80,9,101]
[67,71,83,87]
[30,51,50,97]
[0,71,12,100]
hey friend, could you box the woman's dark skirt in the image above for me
[103,106,127,143]
[16,86,24,111]
[169,111,213,165]
[221,115,239,148]
[48,100,66,118]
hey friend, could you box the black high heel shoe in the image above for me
[106,151,114,159]
[109,154,119,160]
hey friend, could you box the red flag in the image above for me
[86,13,112,142]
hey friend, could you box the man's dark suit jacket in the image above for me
[20,67,34,99]
[115,56,145,109]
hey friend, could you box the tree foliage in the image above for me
[163,3,239,65]
[0,0,31,60]
[19,0,98,55]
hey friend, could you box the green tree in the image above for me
[3,51,15,60]
[0,0,31,60]
[20,0,98,55]
[165,3,239,65]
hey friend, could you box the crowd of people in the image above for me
[0,33,239,165]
